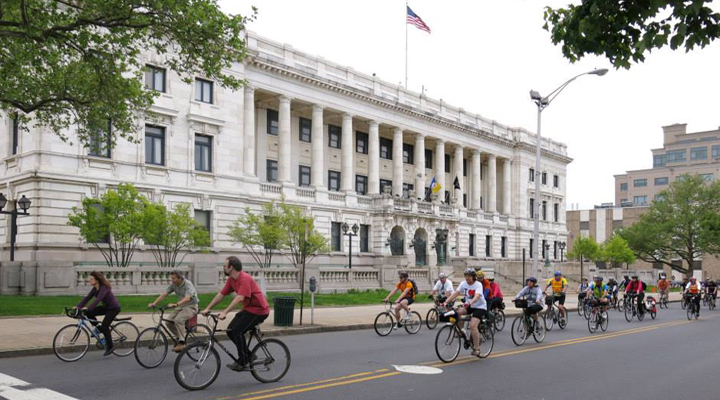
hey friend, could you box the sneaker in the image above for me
[172,343,185,353]
[226,362,250,372]
[103,346,114,357]
[471,348,480,357]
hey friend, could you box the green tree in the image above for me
[278,202,330,269]
[598,235,635,269]
[0,0,254,146]
[544,1,720,69]
[619,174,720,277]
[567,235,600,262]
[229,202,285,269]
[67,183,147,268]
[141,202,211,269]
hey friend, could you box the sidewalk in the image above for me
[0,291,680,358]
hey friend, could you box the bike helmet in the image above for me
[398,271,409,279]
[623,275,629,279]
[438,272,447,279]
[631,275,638,279]
[594,276,604,282]
[476,270,485,280]
[581,277,588,281]
[463,268,477,278]
[526,277,537,284]
[554,270,562,277]
[690,276,697,282]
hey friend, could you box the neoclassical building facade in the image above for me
[0,31,570,288]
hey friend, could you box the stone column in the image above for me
[392,128,403,196]
[453,145,463,205]
[471,150,481,210]
[503,158,512,215]
[368,121,380,194]
[311,105,324,188]
[488,154,497,212]
[278,95,292,183]
[341,113,354,192]
[243,86,256,176]
[414,134,425,200]
[435,139,445,201]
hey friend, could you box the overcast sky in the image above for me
[220,0,720,209]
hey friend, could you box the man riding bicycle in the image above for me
[486,277,504,312]
[587,276,610,314]
[430,272,454,304]
[514,277,544,328]
[148,270,199,353]
[625,275,645,315]
[442,268,488,357]
[685,277,702,316]
[383,271,416,329]
[544,271,568,320]
[707,278,718,303]
[657,274,670,305]
[577,278,589,305]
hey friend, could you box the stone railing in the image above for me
[439,205,454,216]
[260,182,282,195]
[328,192,346,202]
[296,187,315,200]
[483,213,494,221]
[394,198,411,211]
[499,216,509,222]
[73,263,196,295]
[417,202,433,214]
[467,211,478,219]
[357,195,373,206]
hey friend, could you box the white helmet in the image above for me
[438,272,447,279]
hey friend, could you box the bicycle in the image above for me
[434,308,494,362]
[577,294,588,317]
[587,299,609,334]
[174,313,290,391]
[681,293,688,310]
[707,292,717,311]
[686,294,700,320]
[543,294,568,330]
[134,305,212,369]
[488,301,506,332]
[659,290,669,309]
[702,291,708,307]
[425,295,451,330]
[624,293,646,322]
[53,307,139,362]
[510,299,546,346]
[374,301,422,336]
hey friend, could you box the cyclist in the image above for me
[487,277,504,312]
[75,271,121,356]
[619,275,631,291]
[514,277,544,328]
[587,276,610,314]
[685,277,702,316]
[543,271,568,320]
[707,278,718,303]
[608,278,619,305]
[577,277,589,305]
[383,271,416,329]
[430,272,454,304]
[201,256,270,372]
[625,275,645,316]
[147,270,199,353]
[476,270,492,300]
[442,268,488,357]
[657,274,670,306]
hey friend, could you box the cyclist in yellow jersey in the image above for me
[544,271,568,320]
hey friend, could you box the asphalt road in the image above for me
[0,304,717,400]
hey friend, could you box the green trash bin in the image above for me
[273,297,297,327]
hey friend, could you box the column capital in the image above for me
[312,104,324,113]
[393,127,404,135]
[342,112,354,120]
[472,149,481,156]
[244,85,256,93]
[488,153,497,159]
[369,120,380,129]
[279,94,292,103]
[434,137,445,144]
[414,132,426,139]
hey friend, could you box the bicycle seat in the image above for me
[115,317,132,322]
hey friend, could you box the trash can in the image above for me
[273,297,297,327]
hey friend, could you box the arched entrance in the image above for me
[390,226,405,256]
[414,228,427,266]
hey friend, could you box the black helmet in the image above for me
[463,268,477,278]
[526,277,537,284]
[632,275,638,279]
[623,275,629,279]
[398,271,409,279]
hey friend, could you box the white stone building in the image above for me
[0,31,571,294]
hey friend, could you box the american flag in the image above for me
[406,6,431,33]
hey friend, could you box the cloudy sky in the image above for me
[220,0,720,209]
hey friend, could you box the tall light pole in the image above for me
[530,68,608,278]
[342,222,359,269]
[0,194,31,262]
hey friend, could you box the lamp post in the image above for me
[341,222,359,269]
[530,68,608,278]
[558,241,566,262]
[544,243,551,269]
[0,194,31,262]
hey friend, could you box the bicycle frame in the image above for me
[149,307,199,345]
[64,308,122,346]
[197,314,263,364]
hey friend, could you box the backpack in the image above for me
[642,281,647,291]
[409,279,419,296]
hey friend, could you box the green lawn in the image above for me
[0,289,431,317]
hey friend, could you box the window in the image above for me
[701,173,714,182]
[529,168,535,182]
[194,210,211,234]
[299,117,312,142]
[463,193,467,208]
[542,172,547,185]
[90,204,110,243]
[266,160,278,182]
[553,175,559,188]
[356,174,368,195]
[620,199,628,204]
[501,237,507,258]
[444,190,450,204]
[542,201,547,221]
[356,131,368,154]
[144,65,166,92]
[145,125,165,165]
[328,170,341,191]
[485,235,491,257]
[329,125,341,149]
[267,109,279,135]
[712,145,720,160]
[425,149,433,169]
[633,179,647,187]
[666,149,686,163]
[424,187,431,202]
[529,198,535,218]
[403,143,414,164]
[444,154,450,173]
[331,222,342,251]
[360,225,369,253]
[463,158,467,177]
[654,177,669,186]
[469,234,475,256]
[653,154,667,167]
[194,134,212,172]
[542,239,547,259]
[620,183,628,191]
[580,221,590,230]
[654,194,665,202]
[690,146,707,160]
[194,78,213,103]
[380,138,392,159]
[11,115,19,155]
[634,195,648,205]
[554,241,558,260]
[554,203,559,223]
[529,238,534,258]
[299,166,311,187]
[380,179,392,195]
[89,120,112,158]
[402,183,414,199]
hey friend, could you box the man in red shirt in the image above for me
[202,256,270,371]
[624,275,645,316]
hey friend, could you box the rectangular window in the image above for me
[328,170,341,191]
[530,238,534,258]
[445,154,450,173]
[356,174,368,195]
[485,235,491,257]
[425,149,433,169]
[267,109,279,135]
[542,201,547,221]
[194,134,212,172]
[633,179,647,187]
[360,224,369,253]
[403,143,414,164]
[690,146,707,160]
[356,131,368,154]
[424,187,431,202]
[329,125,341,149]
[331,222,342,251]
[469,234,475,257]
[194,210,211,235]
[553,175,559,188]
[463,158,467,177]
[554,241,558,260]
[529,168,535,182]
[529,198,535,218]
[444,190,450,204]
[620,182,628,191]
[654,177,669,186]
[712,145,720,160]
[145,125,165,166]
[299,165,311,187]
[380,138,392,159]
[666,149,687,163]
[634,195,648,205]
[463,193,467,208]
[620,198,628,204]
[380,179,393,195]
[194,78,213,103]
[11,115,19,156]
[554,203,559,223]
[542,239,547,259]
[89,120,112,158]
[144,65,166,92]
[501,237,507,258]
[542,172,547,185]
[701,173,714,182]
[653,154,667,167]
[654,194,665,202]
[266,160,278,182]
[402,183,414,199]
[299,117,312,142]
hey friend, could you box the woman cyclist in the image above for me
[74,271,121,356]
[442,268,488,357]
[514,277,544,328]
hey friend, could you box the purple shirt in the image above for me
[77,285,120,311]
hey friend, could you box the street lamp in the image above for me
[558,241,566,262]
[341,222,359,269]
[530,68,608,278]
[544,243,551,269]
[0,194,32,262]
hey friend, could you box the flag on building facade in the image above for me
[406,6,431,33]
[453,176,461,190]
[430,177,441,194]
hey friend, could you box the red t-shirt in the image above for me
[221,271,270,315]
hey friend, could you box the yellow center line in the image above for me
[237,372,402,400]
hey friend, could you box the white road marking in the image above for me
[0,374,28,388]
[0,372,77,400]
[392,365,443,375]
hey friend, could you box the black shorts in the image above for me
[553,293,566,305]
[525,304,543,315]
[400,297,414,306]
[465,307,488,320]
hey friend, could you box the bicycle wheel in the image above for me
[577,300,584,316]
[544,308,555,331]
[111,321,139,357]
[174,342,220,391]
[435,324,461,363]
[250,338,291,383]
[624,304,634,322]
[426,308,439,330]
[134,327,168,369]
[650,309,657,320]
[637,307,645,322]
[404,311,422,334]
[584,302,592,320]
[588,311,598,333]
[53,324,90,362]
[681,298,687,310]
[373,312,394,336]
[533,319,546,343]
[558,309,568,330]
[478,323,494,358]
[493,310,506,332]
[600,311,609,332]
[510,316,527,346]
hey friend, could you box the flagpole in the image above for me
[405,1,408,88]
